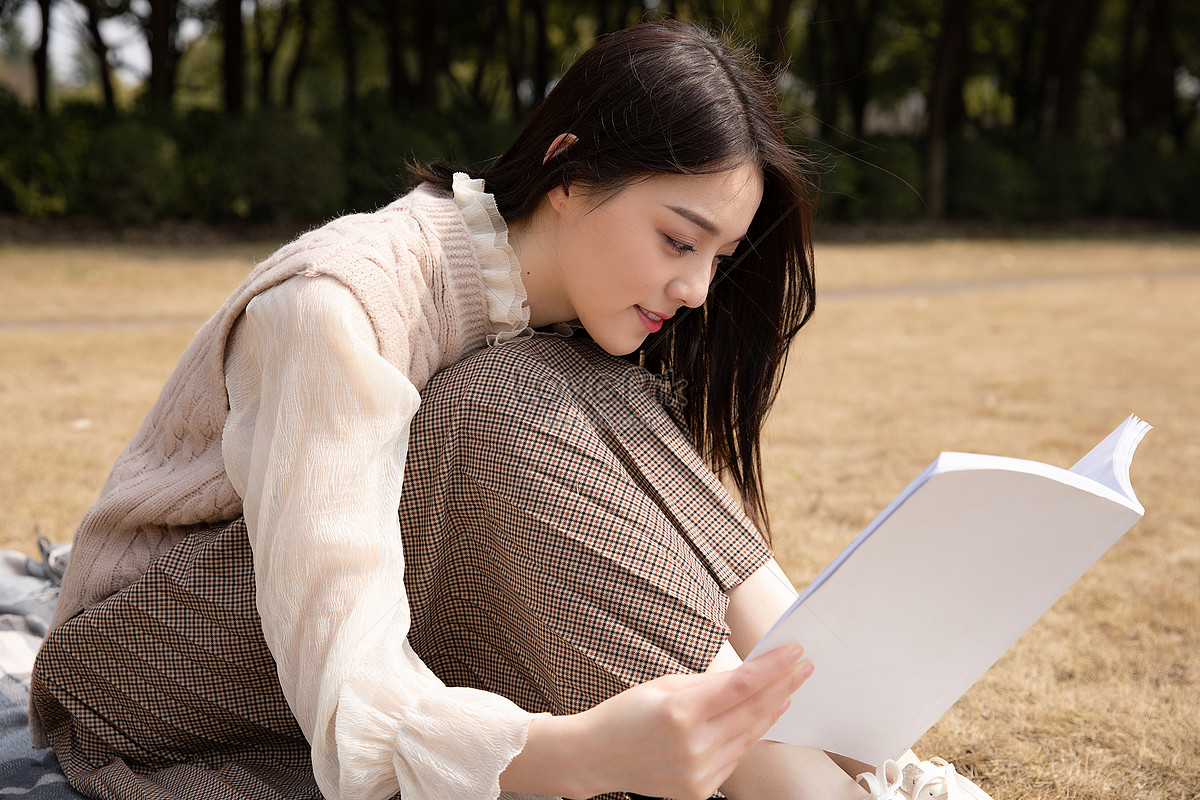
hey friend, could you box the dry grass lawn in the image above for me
[1,236,1198,798]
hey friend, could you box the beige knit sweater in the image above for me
[48,183,491,636]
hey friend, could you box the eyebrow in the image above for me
[667,205,720,236]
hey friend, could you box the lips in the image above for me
[637,305,672,322]
[635,305,672,333]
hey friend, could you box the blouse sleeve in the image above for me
[222,275,537,800]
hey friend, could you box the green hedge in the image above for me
[0,90,515,224]
[811,131,1198,224]
[0,88,1195,225]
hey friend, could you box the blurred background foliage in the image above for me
[0,0,1197,226]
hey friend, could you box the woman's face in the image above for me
[545,163,764,356]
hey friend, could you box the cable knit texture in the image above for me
[37,183,494,738]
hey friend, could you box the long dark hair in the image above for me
[415,20,817,535]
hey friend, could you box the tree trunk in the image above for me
[467,3,499,111]
[1118,0,1138,138]
[925,0,973,220]
[1013,0,1047,135]
[1165,5,1190,148]
[383,0,410,110]
[808,0,840,138]
[1120,0,1176,141]
[829,2,852,129]
[614,0,638,29]
[529,0,549,105]
[33,0,51,115]
[811,0,878,139]
[78,0,115,110]
[765,0,794,71]
[848,0,881,138]
[147,0,175,104]
[504,0,524,118]
[283,0,314,110]
[1140,0,1173,138]
[416,0,439,107]
[222,0,244,112]
[1052,0,1103,139]
[253,0,291,108]
[336,0,358,112]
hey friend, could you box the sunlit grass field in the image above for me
[2,236,1198,798]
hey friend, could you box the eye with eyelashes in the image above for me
[661,233,698,256]
[662,233,735,267]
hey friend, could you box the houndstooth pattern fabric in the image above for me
[31,335,770,800]
[32,520,320,799]
[402,336,771,720]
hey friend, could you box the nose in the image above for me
[667,260,713,309]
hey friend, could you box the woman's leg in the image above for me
[31,520,321,800]
[401,335,766,719]
[399,335,865,799]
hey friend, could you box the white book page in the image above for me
[750,417,1150,764]
[1069,414,1151,507]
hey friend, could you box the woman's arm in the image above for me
[724,557,801,656]
[718,560,869,800]
[224,276,815,800]
[501,644,813,800]
[224,276,535,800]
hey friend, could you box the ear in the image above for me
[542,132,579,165]
[546,182,570,214]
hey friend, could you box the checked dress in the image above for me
[32,334,771,800]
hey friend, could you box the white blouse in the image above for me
[222,176,548,800]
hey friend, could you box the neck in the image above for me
[508,208,574,328]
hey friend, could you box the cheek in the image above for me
[571,213,661,293]
[608,237,663,289]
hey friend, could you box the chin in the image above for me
[588,329,646,357]
[595,339,642,357]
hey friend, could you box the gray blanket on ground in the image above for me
[0,541,85,799]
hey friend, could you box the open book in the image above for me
[750,415,1152,764]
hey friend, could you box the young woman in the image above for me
[28,18,980,800]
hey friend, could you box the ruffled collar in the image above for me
[451,172,533,345]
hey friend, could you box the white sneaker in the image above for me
[857,756,994,800]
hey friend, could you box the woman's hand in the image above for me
[500,645,813,799]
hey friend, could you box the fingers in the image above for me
[709,649,812,748]
[569,646,814,800]
[693,646,814,791]
[689,644,812,720]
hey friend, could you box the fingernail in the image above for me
[789,645,805,664]
[776,698,792,715]
[799,661,814,680]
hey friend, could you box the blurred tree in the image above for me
[252,0,289,106]
[335,0,356,110]
[2,0,1196,223]
[1010,0,1102,138]
[1049,0,1103,138]
[220,0,243,111]
[1120,0,1179,142]
[33,0,50,113]
[378,0,407,110]
[807,0,883,138]
[925,0,972,219]
[282,0,311,109]
[104,0,214,105]
[147,0,175,102]
[764,0,796,71]
[77,0,117,110]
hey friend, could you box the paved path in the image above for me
[821,266,1200,300]
[3,267,1199,333]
